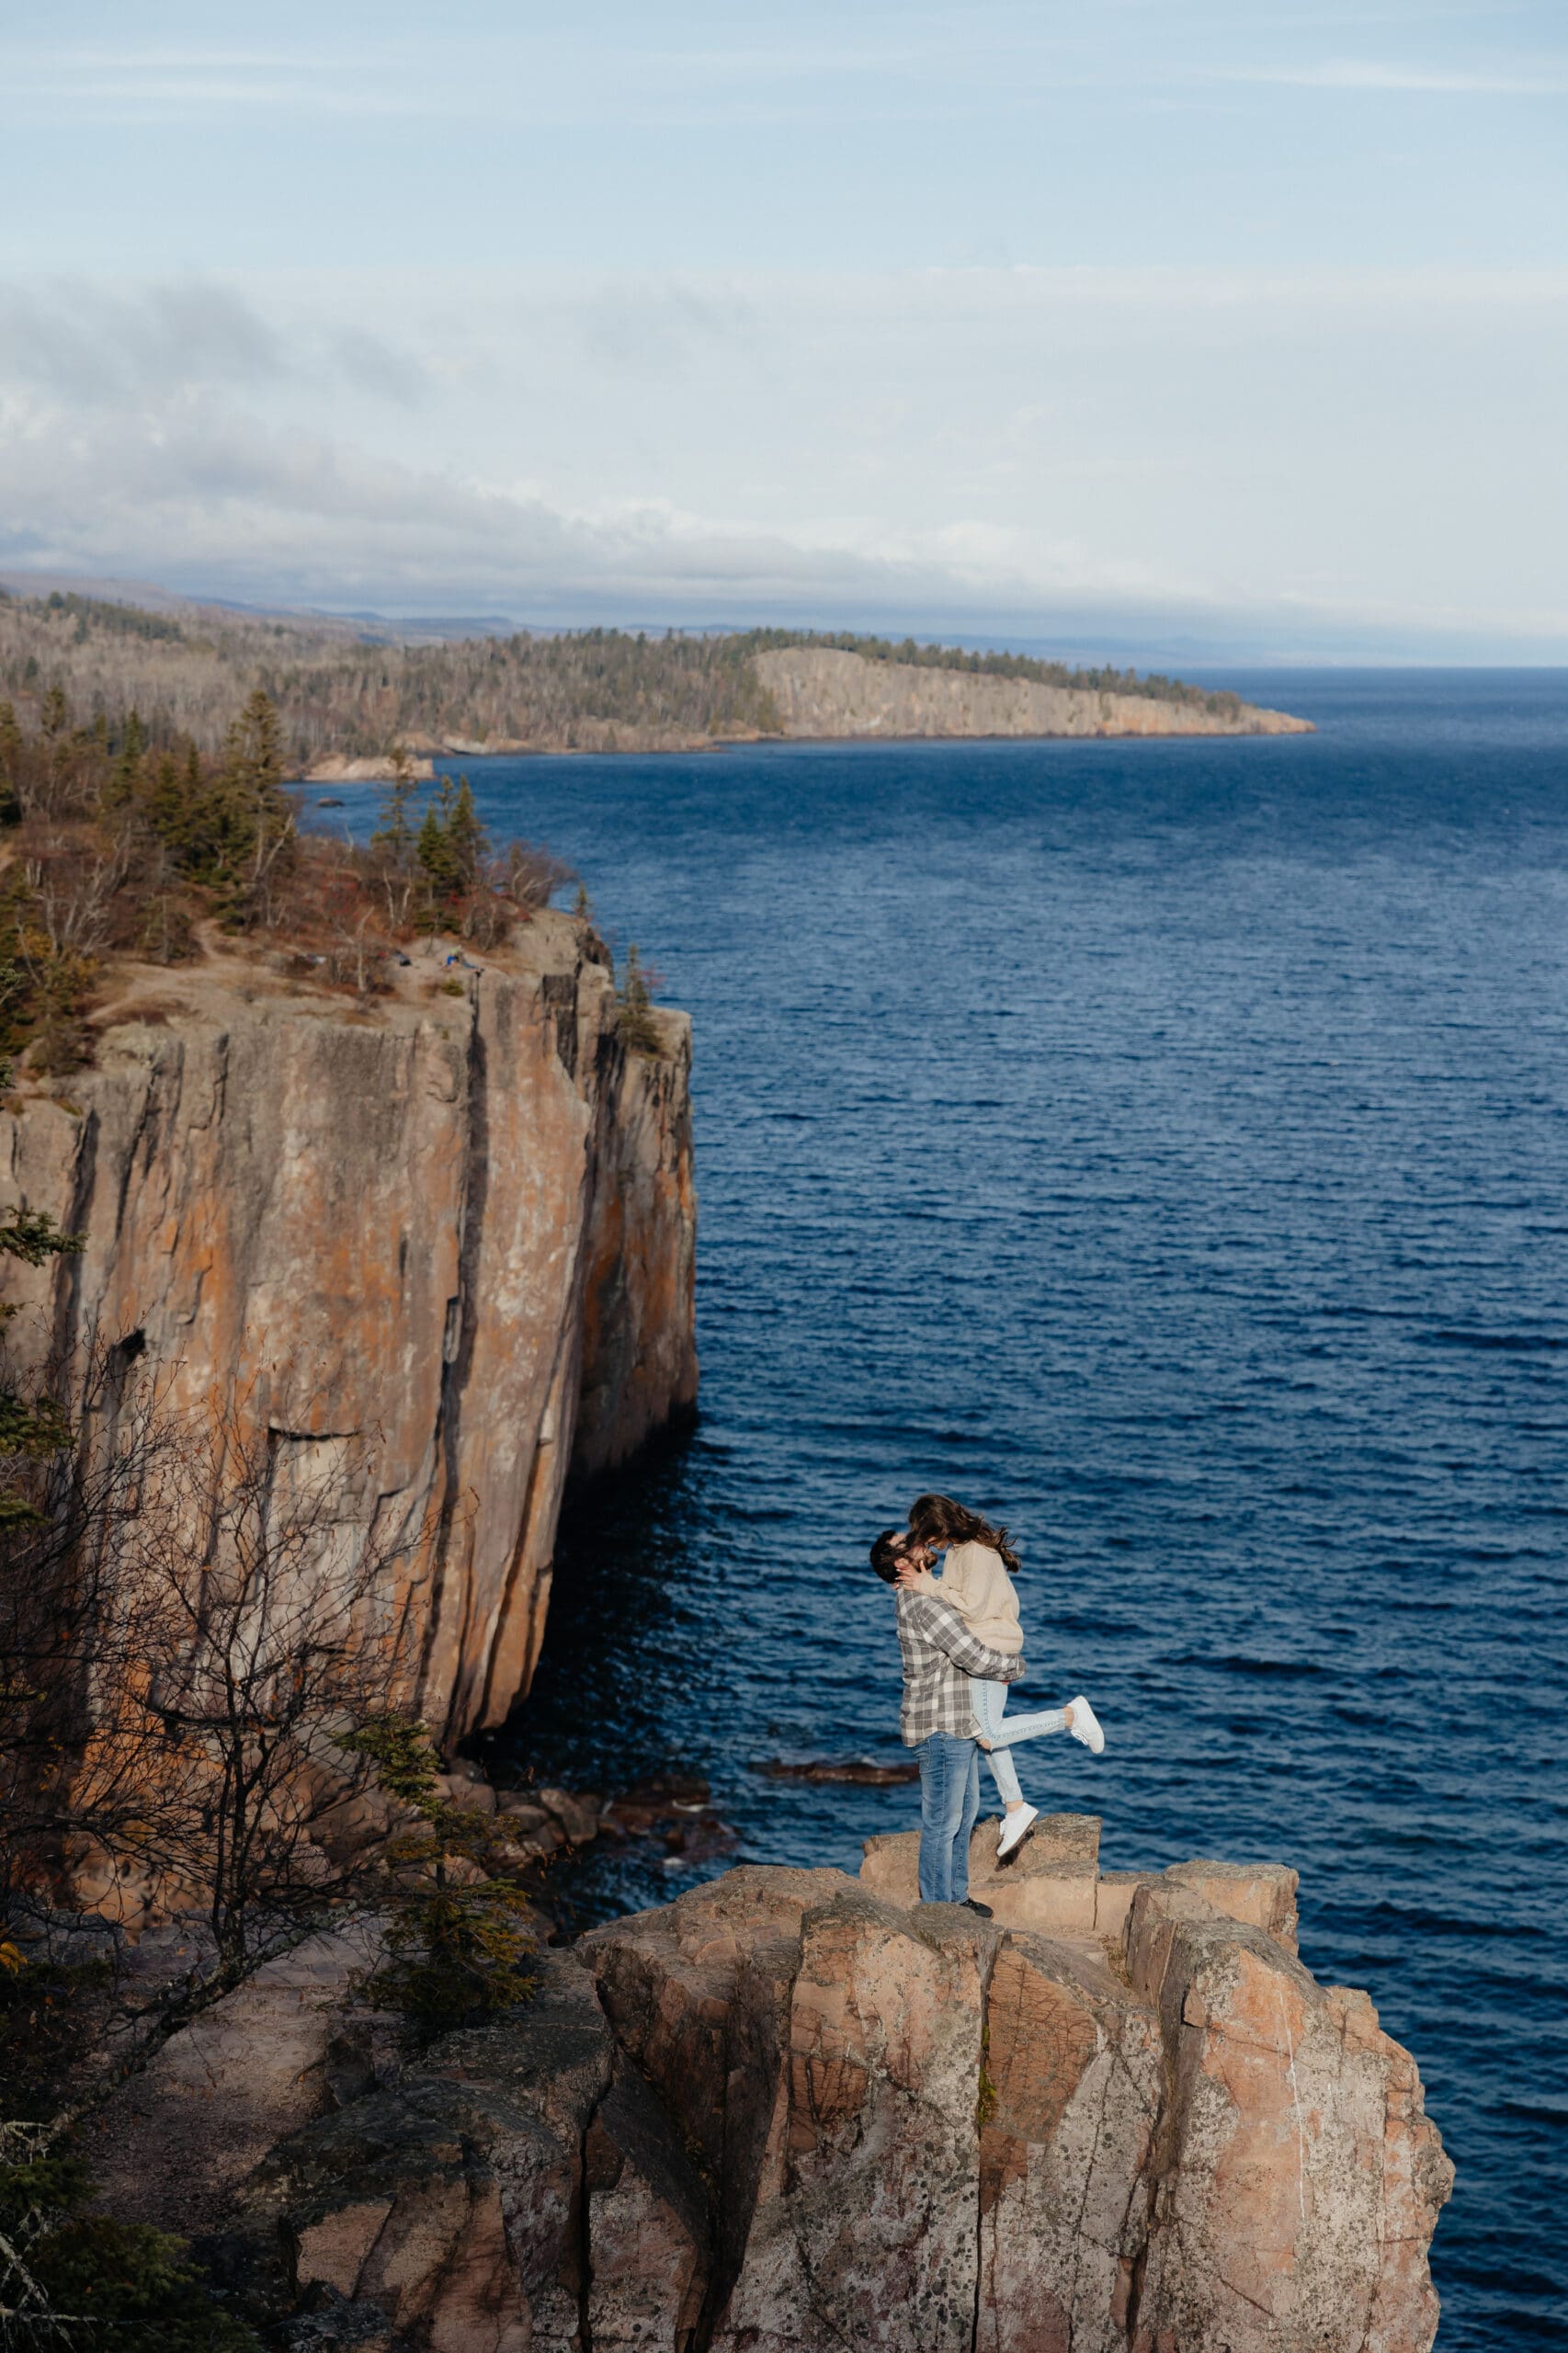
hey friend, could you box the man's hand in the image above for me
[896,1563,941,1599]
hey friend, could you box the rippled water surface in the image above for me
[442,672,1566,2348]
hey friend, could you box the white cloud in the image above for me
[2,266,1566,656]
[1210,57,1568,95]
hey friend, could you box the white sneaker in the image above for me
[1068,1697,1106,1755]
[996,1802,1038,1860]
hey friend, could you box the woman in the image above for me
[901,1492,1105,1859]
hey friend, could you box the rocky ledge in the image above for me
[161,1817,1449,2353]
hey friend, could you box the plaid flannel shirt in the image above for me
[894,1590,1026,1747]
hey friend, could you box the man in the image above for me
[869,1528,1026,1911]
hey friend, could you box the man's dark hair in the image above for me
[869,1527,909,1584]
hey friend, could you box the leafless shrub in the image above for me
[0,1355,431,2112]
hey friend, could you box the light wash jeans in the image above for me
[915,1731,983,1903]
[969,1677,1068,1809]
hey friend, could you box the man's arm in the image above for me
[903,1593,1024,1682]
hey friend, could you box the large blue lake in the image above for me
[415,672,1563,2349]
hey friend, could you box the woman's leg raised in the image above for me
[983,1699,1070,1750]
[970,1677,1026,1807]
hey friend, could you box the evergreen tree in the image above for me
[373,747,419,866]
[142,750,187,851]
[0,704,21,811]
[107,710,145,810]
[222,689,286,820]
[415,803,457,897]
[218,690,294,910]
[617,944,661,1053]
[445,777,488,893]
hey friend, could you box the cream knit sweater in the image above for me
[937,1540,1023,1656]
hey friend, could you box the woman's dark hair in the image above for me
[907,1493,1021,1574]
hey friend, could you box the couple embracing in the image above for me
[869,1493,1105,1912]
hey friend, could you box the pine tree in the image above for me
[373,747,419,866]
[143,749,189,857]
[0,702,21,795]
[415,804,457,897]
[617,944,661,1053]
[445,777,488,893]
[219,689,294,914]
[106,709,145,810]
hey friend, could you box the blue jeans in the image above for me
[969,1677,1068,1810]
[915,1732,983,1904]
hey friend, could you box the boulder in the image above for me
[861,1811,1101,1938]
[1162,1856,1301,1954]
[87,1921,392,2236]
[584,2065,709,2350]
[533,1787,602,1845]
[1124,1881,1453,2352]
[95,1857,1447,2353]
[494,1799,551,1834]
[244,1951,616,2352]
[434,1774,497,1816]
[707,1890,992,2353]
[978,1931,1162,2353]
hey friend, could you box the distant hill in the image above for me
[0,585,1308,768]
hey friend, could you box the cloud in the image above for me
[0,395,916,610]
[1209,58,1568,95]
[0,280,429,408]
[2,265,1566,658]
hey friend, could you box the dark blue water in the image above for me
[427,671,1564,2350]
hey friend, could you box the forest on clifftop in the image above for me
[0,587,1241,765]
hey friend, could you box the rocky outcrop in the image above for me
[226,1836,1449,2353]
[302,755,437,783]
[753,647,1312,741]
[0,913,697,1744]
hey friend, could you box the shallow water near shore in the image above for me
[414,671,1566,2348]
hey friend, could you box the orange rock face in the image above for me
[1123,1880,1453,2353]
[187,1847,1447,2352]
[0,913,697,1742]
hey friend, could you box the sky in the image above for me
[2,1,1565,660]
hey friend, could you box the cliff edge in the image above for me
[0,911,697,1743]
[131,1824,1449,2352]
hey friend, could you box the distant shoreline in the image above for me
[295,721,1314,781]
[0,585,1311,775]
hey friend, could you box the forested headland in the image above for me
[0,678,574,1087]
[0,585,1249,768]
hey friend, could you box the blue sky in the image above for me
[3,1,1565,656]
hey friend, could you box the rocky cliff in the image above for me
[131,1821,1449,2353]
[0,911,697,1743]
[753,647,1312,741]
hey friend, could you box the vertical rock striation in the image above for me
[0,912,697,1741]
